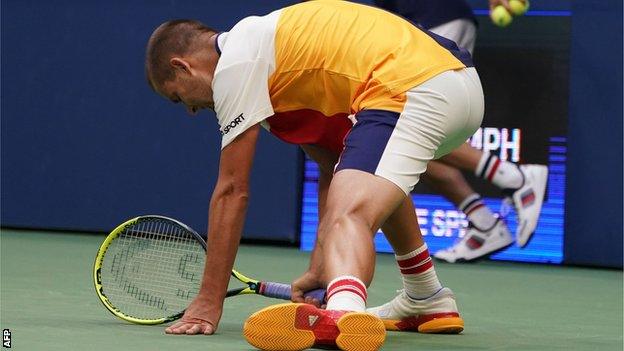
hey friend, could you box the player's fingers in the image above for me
[185,324,204,335]
[291,288,305,302]
[202,324,215,335]
[178,322,215,335]
[165,322,185,334]
[174,323,195,334]
[304,296,321,308]
[166,327,183,334]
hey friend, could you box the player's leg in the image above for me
[317,170,403,287]
[244,170,400,351]
[312,86,480,333]
[245,109,408,350]
[423,161,513,262]
[374,195,464,333]
[366,67,483,333]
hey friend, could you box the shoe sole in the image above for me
[382,316,464,333]
[336,313,386,351]
[243,303,386,351]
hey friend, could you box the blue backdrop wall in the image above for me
[2,0,622,267]
[1,0,301,242]
[565,0,623,268]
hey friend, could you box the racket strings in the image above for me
[100,219,205,320]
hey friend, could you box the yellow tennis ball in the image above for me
[509,0,530,16]
[490,6,513,27]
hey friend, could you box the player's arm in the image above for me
[165,124,260,335]
[202,124,260,304]
[292,144,339,304]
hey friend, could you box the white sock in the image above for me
[325,276,367,312]
[476,153,523,190]
[459,194,497,231]
[396,244,443,299]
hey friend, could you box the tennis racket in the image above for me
[93,215,326,325]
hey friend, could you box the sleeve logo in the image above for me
[221,113,245,135]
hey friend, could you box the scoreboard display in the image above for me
[300,13,570,264]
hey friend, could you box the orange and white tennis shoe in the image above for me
[243,303,386,351]
[366,287,464,333]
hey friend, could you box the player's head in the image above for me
[145,20,218,114]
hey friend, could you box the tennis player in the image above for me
[146,1,481,349]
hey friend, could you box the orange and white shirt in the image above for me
[213,0,472,151]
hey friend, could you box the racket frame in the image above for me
[93,215,206,325]
[94,215,324,325]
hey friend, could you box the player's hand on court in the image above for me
[291,270,324,308]
[164,296,221,335]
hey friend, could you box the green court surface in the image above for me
[1,229,622,351]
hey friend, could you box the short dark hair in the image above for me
[145,19,217,89]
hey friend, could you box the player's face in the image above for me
[159,69,214,116]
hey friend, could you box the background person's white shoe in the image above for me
[434,219,513,263]
[366,287,464,333]
[510,164,549,247]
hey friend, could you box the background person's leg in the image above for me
[423,160,513,262]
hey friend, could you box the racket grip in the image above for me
[261,282,326,302]
[303,288,327,302]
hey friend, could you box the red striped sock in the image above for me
[396,244,442,299]
[459,194,497,230]
[325,276,367,312]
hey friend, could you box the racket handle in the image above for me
[303,288,327,302]
[261,282,326,302]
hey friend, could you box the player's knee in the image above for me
[320,210,376,240]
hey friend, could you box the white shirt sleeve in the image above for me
[213,60,274,148]
[212,11,280,149]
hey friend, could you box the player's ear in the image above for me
[170,58,191,75]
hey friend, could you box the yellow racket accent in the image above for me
[230,269,260,295]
